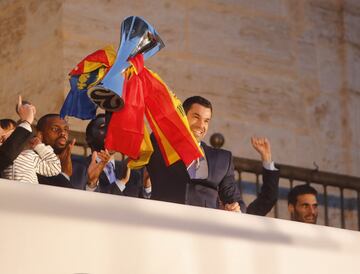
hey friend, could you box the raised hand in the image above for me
[87,149,111,188]
[251,136,272,163]
[58,138,76,176]
[17,95,36,124]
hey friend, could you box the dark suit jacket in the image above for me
[146,135,188,204]
[186,142,242,208]
[0,126,32,172]
[245,167,280,216]
[147,136,241,208]
[147,136,279,215]
[69,154,144,197]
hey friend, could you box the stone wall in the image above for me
[1,0,359,177]
[0,0,63,119]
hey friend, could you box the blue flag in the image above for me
[60,72,98,120]
[59,45,116,120]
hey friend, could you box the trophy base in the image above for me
[88,86,124,112]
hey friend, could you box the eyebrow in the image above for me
[299,203,318,206]
[50,124,69,130]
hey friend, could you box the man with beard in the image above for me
[288,184,318,224]
[36,114,76,188]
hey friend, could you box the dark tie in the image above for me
[105,162,116,184]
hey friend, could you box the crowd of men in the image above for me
[0,95,319,224]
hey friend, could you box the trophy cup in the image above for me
[88,16,164,111]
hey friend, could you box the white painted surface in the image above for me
[0,179,359,274]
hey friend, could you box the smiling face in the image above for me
[186,103,212,142]
[40,116,69,154]
[288,194,318,224]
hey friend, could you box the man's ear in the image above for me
[288,204,294,214]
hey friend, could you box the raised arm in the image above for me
[0,96,35,172]
[246,137,279,216]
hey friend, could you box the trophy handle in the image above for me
[87,86,124,111]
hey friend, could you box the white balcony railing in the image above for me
[0,179,359,274]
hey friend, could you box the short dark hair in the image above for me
[182,96,213,114]
[0,119,17,130]
[288,184,318,206]
[85,113,106,139]
[36,114,60,131]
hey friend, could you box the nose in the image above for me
[197,119,206,129]
[58,129,68,137]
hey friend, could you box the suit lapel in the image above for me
[201,142,213,181]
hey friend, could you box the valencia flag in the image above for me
[60,45,116,120]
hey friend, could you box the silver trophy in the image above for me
[88,16,165,111]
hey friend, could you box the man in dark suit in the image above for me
[0,96,35,172]
[79,113,147,197]
[147,96,279,215]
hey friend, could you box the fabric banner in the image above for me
[60,45,116,120]
[106,54,203,167]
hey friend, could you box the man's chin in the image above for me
[54,146,66,155]
[304,218,317,224]
[193,135,203,143]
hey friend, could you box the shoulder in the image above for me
[13,126,32,135]
[19,149,36,158]
[202,142,232,160]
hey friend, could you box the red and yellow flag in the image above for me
[105,54,203,167]
[70,45,116,76]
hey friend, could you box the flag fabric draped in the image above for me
[61,46,202,168]
[105,54,203,167]
[60,45,116,120]
[127,125,154,169]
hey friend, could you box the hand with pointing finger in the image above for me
[17,95,36,124]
